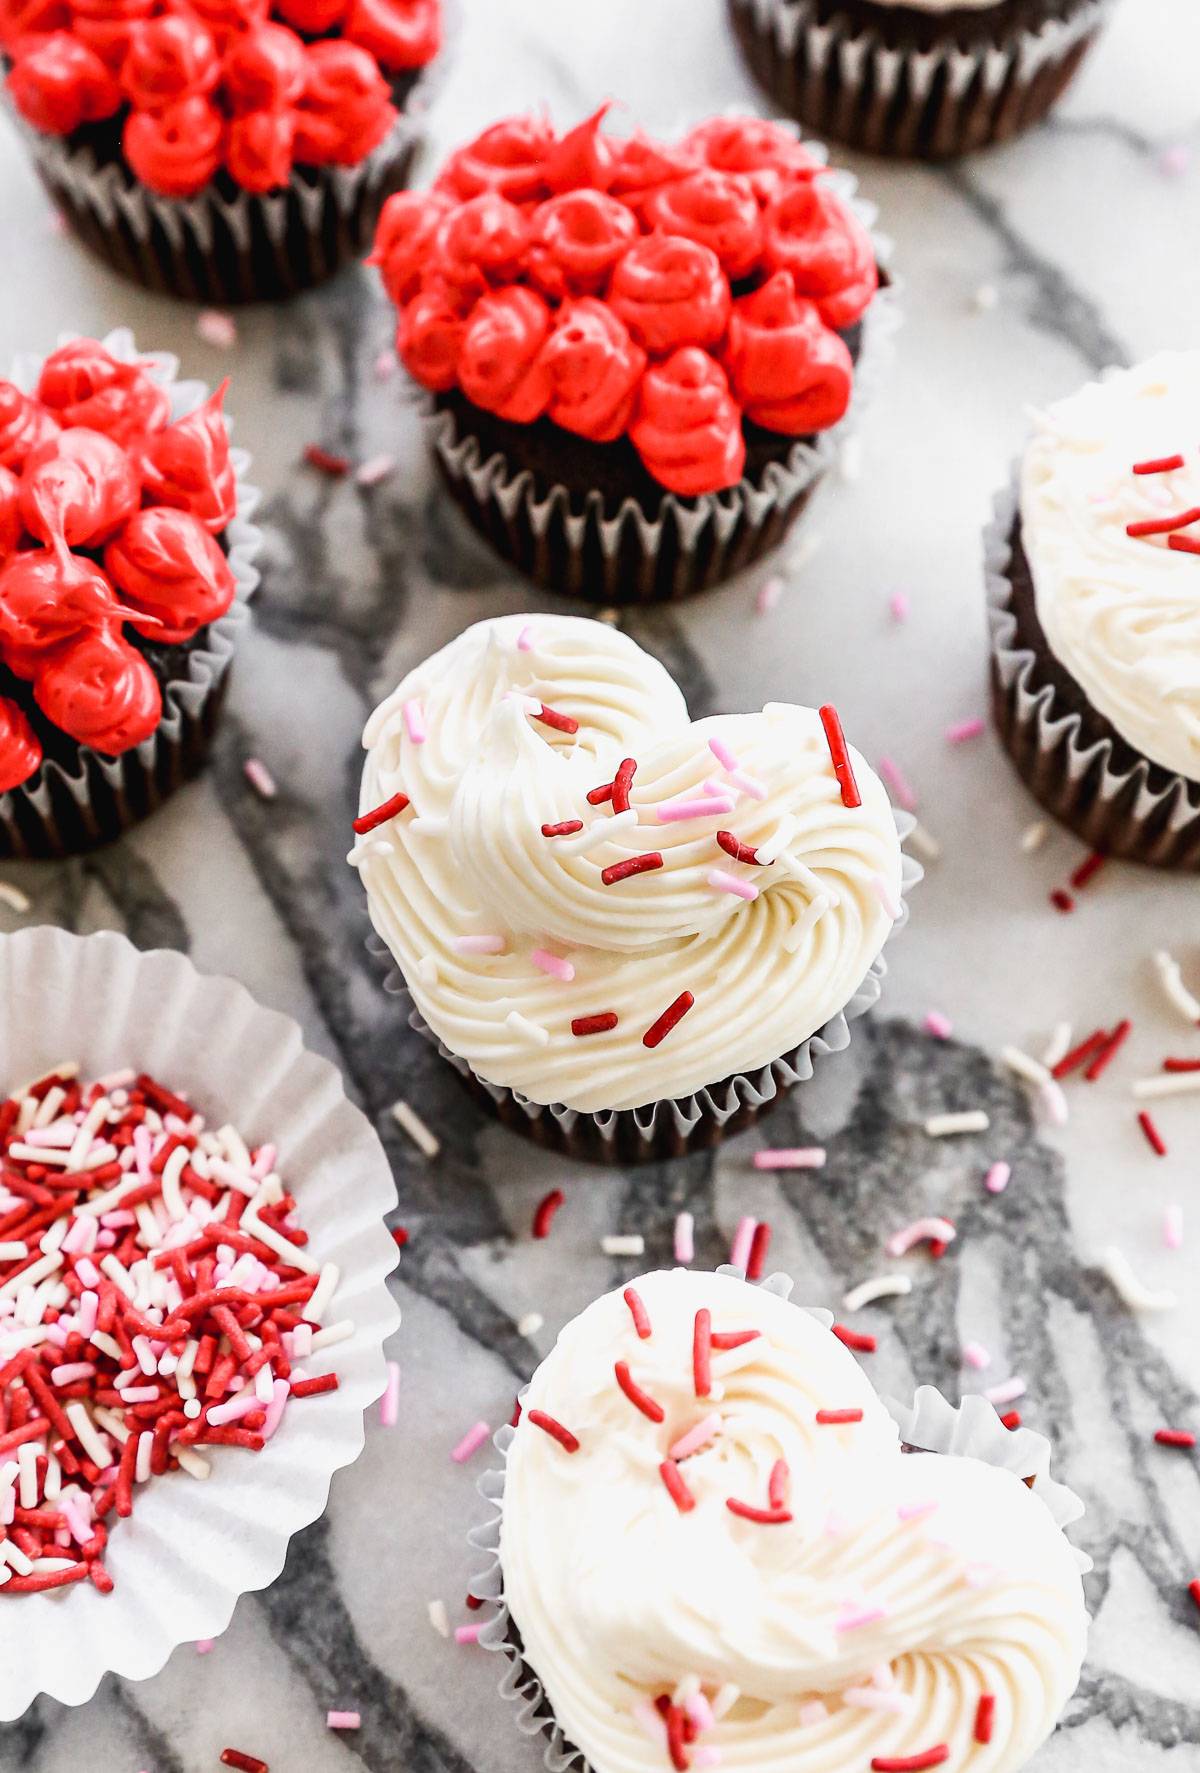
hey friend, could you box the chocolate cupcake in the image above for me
[0,330,260,859]
[1,0,442,303]
[353,614,917,1163]
[987,351,1200,869]
[371,109,897,603]
[471,1267,1089,1773]
[727,0,1113,161]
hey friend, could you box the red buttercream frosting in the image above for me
[376,109,879,495]
[0,339,239,772]
[4,0,440,193]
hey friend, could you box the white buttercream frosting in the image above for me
[357,616,902,1112]
[500,1269,1088,1773]
[1019,351,1200,783]
[862,0,1003,9]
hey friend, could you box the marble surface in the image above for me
[0,0,1199,1766]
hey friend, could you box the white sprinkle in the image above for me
[389,1099,439,1158]
[453,933,506,956]
[674,1213,694,1263]
[196,309,237,348]
[303,1262,340,1327]
[505,1010,549,1047]
[1041,1022,1073,1070]
[355,453,396,487]
[754,815,797,867]
[871,875,902,921]
[0,882,30,914]
[1101,1246,1177,1312]
[925,1110,989,1137]
[784,893,830,952]
[428,1599,451,1638]
[517,1312,543,1338]
[1020,820,1048,853]
[982,1375,1026,1407]
[1038,1079,1069,1127]
[1001,1045,1051,1087]
[886,1217,956,1258]
[711,1683,741,1720]
[601,1235,645,1257]
[243,757,277,800]
[755,574,784,615]
[557,809,639,855]
[907,822,941,863]
[842,1274,912,1313]
[1152,951,1200,1024]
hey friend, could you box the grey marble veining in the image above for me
[0,0,1199,1766]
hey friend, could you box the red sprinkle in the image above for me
[532,1189,565,1239]
[818,704,861,808]
[221,1753,269,1773]
[541,820,584,838]
[974,1694,996,1744]
[1126,506,1200,538]
[746,1220,772,1281]
[659,1459,695,1514]
[1049,888,1075,914]
[611,757,637,814]
[1138,1110,1168,1157]
[815,1408,864,1426]
[692,1309,712,1398]
[289,1373,338,1398]
[1000,1411,1022,1431]
[602,852,663,886]
[716,829,765,866]
[726,1498,793,1525]
[664,1702,690,1772]
[586,781,614,805]
[768,1458,789,1509]
[303,444,348,476]
[572,1012,619,1037]
[1164,1058,1200,1072]
[465,1592,483,1610]
[831,1324,877,1354]
[1052,1027,1109,1079]
[710,1330,760,1351]
[1085,1018,1132,1081]
[353,792,409,835]
[871,1751,950,1773]
[643,991,694,1050]
[392,1227,409,1248]
[1154,1428,1196,1448]
[623,1287,652,1340]
[1069,850,1106,891]
[1189,1579,1200,1612]
[614,1360,664,1423]
[1167,533,1200,556]
[534,703,579,735]
[527,1410,580,1453]
[1133,454,1185,475]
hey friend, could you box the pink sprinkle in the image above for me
[50,1362,95,1386]
[454,1624,483,1645]
[753,1147,825,1170]
[897,1500,939,1522]
[886,1216,956,1257]
[685,1691,717,1733]
[984,1161,1011,1195]
[889,591,910,622]
[798,1700,829,1726]
[674,1212,695,1263]
[531,948,575,982]
[403,699,427,744]
[451,1420,491,1464]
[669,1412,722,1461]
[842,1685,910,1716]
[961,1341,991,1371]
[708,869,758,902]
[837,1604,887,1632]
[374,348,397,381]
[1160,143,1192,177]
[243,757,277,800]
[194,1640,215,1654]
[453,934,505,955]
[658,795,737,824]
[871,874,902,920]
[327,1711,361,1730]
[729,1215,756,1270]
[516,624,535,652]
[878,755,917,810]
[208,1391,265,1428]
[263,1376,291,1441]
[924,1011,953,1039]
[983,1375,1027,1407]
[756,574,784,615]
[75,1257,101,1289]
[76,1291,98,1338]
[945,718,985,744]
[380,1360,401,1429]
[196,309,237,349]
[708,737,739,771]
[1165,1204,1184,1250]
[728,770,767,800]
[355,453,396,487]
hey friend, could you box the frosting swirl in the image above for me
[120,13,220,111]
[0,548,125,672]
[124,94,225,198]
[543,299,646,444]
[36,339,171,448]
[527,189,639,301]
[0,467,20,564]
[500,1269,1088,1773]
[372,190,454,305]
[630,349,745,497]
[292,38,395,167]
[642,169,764,281]
[610,235,731,357]
[33,625,161,756]
[0,382,60,472]
[357,615,902,1113]
[105,507,235,643]
[19,427,140,550]
[685,116,819,204]
[0,697,42,793]
[459,288,553,425]
[138,382,236,532]
[222,21,307,112]
[227,106,296,192]
[396,285,470,392]
[436,114,557,204]
[7,32,121,135]
[723,274,853,435]
[71,0,157,71]
[436,192,531,296]
[343,0,441,72]
[762,181,878,332]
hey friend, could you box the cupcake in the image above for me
[1,0,442,303]
[472,1267,1089,1773]
[371,108,897,603]
[354,613,916,1163]
[987,351,1200,869]
[727,0,1113,161]
[0,329,260,860]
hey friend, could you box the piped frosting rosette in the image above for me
[356,615,915,1147]
[470,1268,1089,1773]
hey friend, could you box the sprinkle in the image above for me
[571,1012,618,1037]
[602,1234,645,1257]
[756,574,784,614]
[799,1699,829,1726]
[374,349,396,380]
[1189,1578,1200,1612]
[842,1274,911,1312]
[831,1324,876,1353]
[843,1685,911,1716]
[614,1361,665,1422]
[816,1408,863,1426]
[623,1287,652,1339]
[221,1753,268,1773]
[669,1412,723,1462]
[908,822,941,863]
[403,699,426,744]
[1138,1110,1168,1156]
[975,1694,996,1744]
[729,1216,756,1272]
[870,1751,949,1772]
[818,705,861,808]
[389,1099,439,1158]
[380,1361,401,1429]
[532,1189,565,1239]
[707,868,758,902]
[983,1376,1026,1406]
[657,796,735,824]
[515,624,535,651]
[1000,1410,1021,1430]
[450,1421,491,1464]
[195,1640,215,1654]
[327,1711,361,1730]
[587,780,614,805]
[644,991,694,1049]
[746,1222,771,1281]
[985,1160,1011,1194]
[872,875,902,921]
[353,792,409,834]
[1001,1044,1051,1087]
[1164,1058,1200,1071]
[602,852,663,886]
[924,1110,988,1137]
[924,1011,953,1040]
[726,1499,792,1524]
[693,1309,712,1398]
[1086,1018,1132,1081]
[303,444,349,476]
[1049,889,1075,914]
[728,769,767,799]
[0,882,30,914]
[428,1599,450,1637]
[1070,850,1106,890]
[1168,532,1200,556]
[533,703,579,736]
[1020,820,1048,853]
[962,1341,991,1370]
[1153,951,1200,1023]
[541,820,584,838]
[659,1459,696,1513]
[878,756,917,811]
[945,718,984,743]
[1133,454,1185,475]
[1051,1028,1109,1079]
[889,591,910,622]
[243,758,277,800]
[674,1213,695,1263]
[1134,1071,1200,1100]
[1154,1428,1195,1449]
[1165,1205,1184,1249]
[709,737,739,771]
[897,1500,939,1522]
[971,282,999,312]
[837,1604,886,1632]
[517,1312,543,1338]
[505,1010,549,1046]
[1101,1246,1177,1312]
[530,948,575,983]
[753,1147,825,1171]
[527,1410,579,1453]
[1126,507,1200,538]
[715,830,765,866]
[611,758,638,813]
[454,1625,482,1645]
[1041,1022,1074,1069]
[886,1217,956,1257]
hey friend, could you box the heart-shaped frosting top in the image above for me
[499,1268,1088,1773]
[1019,350,1200,783]
[356,615,904,1112]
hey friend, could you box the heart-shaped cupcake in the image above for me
[487,1268,1088,1773]
[355,615,909,1140]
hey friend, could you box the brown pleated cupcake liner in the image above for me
[0,328,262,861]
[727,0,1112,160]
[368,815,920,1165]
[985,481,1200,870]
[424,158,900,605]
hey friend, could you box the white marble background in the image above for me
[0,0,1199,1767]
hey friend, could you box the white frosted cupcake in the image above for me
[474,1268,1089,1773]
[353,615,916,1162]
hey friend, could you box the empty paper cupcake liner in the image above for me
[0,327,262,862]
[0,925,400,1721]
[369,813,920,1164]
[727,0,1112,160]
[467,1267,1088,1773]
[424,150,901,605]
[985,479,1200,869]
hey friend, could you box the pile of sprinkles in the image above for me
[0,1064,347,1596]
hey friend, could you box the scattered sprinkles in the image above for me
[887,1217,957,1258]
[196,310,237,349]
[924,1111,989,1138]
[302,444,349,477]
[242,757,277,801]
[1137,1110,1168,1157]
[532,1190,565,1240]
[389,1099,439,1159]
[450,1420,491,1465]
[843,1274,912,1313]
[643,992,695,1050]
[753,1148,825,1170]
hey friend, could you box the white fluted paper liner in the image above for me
[0,927,400,1721]
[369,812,920,1154]
[425,134,901,603]
[467,1267,1087,1773]
[0,327,261,858]
[985,476,1200,868]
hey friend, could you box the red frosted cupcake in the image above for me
[1,0,442,302]
[371,108,897,603]
[0,330,260,858]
